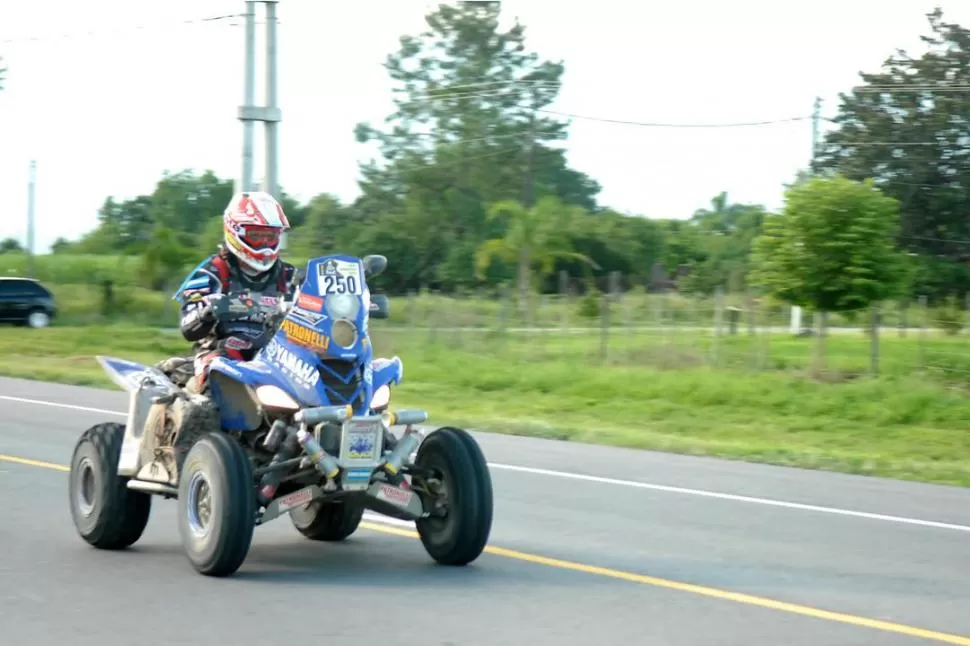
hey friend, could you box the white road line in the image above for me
[0,394,125,417]
[485,463,970,533]
[4,393,970,533]
[362,512,414,528]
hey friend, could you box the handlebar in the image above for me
[209,295,291,323]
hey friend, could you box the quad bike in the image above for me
[67,253,493,577]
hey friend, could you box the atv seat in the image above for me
[155,356,195,388]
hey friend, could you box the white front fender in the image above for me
[370,384,391,412]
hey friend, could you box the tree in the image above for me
[69,169,308,260]
[0,56,6,91]
[564,208,665,289]
[750,176,906,367]
[680,192,767,294]
[141,226,195,290]
[475,197,597,317]
[356,2,598,202]
[50,237,72,254]
[0,238,23,253]
[352,1,601,291]
[814,8,970,299]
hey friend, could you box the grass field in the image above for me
[1,323,969,487]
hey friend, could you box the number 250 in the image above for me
[323,275,357,294]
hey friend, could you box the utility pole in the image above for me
[811,96,822,170]
[263,0,279,204]
[239,1,256,194]
[26,160,36,278]
[808,96,824,339]
[791,96,823,337]
[236,1,283,244]
[522,89,538,209]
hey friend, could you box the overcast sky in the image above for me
[1,0,968,252]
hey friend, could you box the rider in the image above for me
[174,191,298,392]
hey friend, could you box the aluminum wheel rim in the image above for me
[185,471,213,538]
[75,457,96,517]
[423,465,451,526]
[28,312,49,328]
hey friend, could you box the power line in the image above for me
[850,84,970,93]
[535,108,813,129]
[824,141,959,146]
[421,79,559,97]
[0,13,245,45]
[900,234,970,246]
[407,87,814,129]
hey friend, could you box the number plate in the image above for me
[318,258,363,296]
[339,417,384,467]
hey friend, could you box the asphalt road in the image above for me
[1,375,969,646]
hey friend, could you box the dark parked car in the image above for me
[0,277,57,328]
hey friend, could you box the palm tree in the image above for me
[475,196,598,322]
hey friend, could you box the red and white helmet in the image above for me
[223,191,290,274]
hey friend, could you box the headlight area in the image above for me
[330,318,358,349]
[370,384,391,412]
[254,385,300,410]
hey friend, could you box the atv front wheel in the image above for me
[290,499,364,541]
[68,422,152,550]
[414,427,493,565]
[177,432,256,577]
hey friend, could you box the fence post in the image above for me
[745,288,755,336]
[917,295,927,370]
[962,292,970,329]
[406,289,417,331]
[558,270,569,334]
[609,271,622,361]
[757,293,769,370]
[711,286,724,366]
[599,292,611,363]
[427,289,438,346]
[869,302,880,375]
[898,299,907,338]
[654,291,666,365]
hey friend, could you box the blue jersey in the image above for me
[174,248,296,346]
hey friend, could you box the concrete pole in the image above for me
[238,1,257,194]
[27,160,36,278]
[262,1,283,247]
[263,1,279,202]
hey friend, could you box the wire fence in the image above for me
[372,277,970,381]
[19,268,970,380]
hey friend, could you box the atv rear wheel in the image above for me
[414,427,493,566]
[68,422,152,550]
[177,432,256,577]
[290,499,364,541]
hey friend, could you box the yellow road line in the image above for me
[5,453,970,645]
[1,454,69,472]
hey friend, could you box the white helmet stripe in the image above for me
[251,193,284,227]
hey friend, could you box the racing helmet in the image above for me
[223,191,291,275]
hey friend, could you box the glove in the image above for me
[200,293,226,322]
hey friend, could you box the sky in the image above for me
[1,0,969,253]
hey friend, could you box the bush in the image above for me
[935,297,965,336]
[577,286,601,319]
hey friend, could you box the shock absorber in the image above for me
[297,427,341,479]
[257,421,300,505]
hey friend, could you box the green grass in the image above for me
[1,324,969,487]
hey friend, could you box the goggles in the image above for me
[241,226,281,250]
